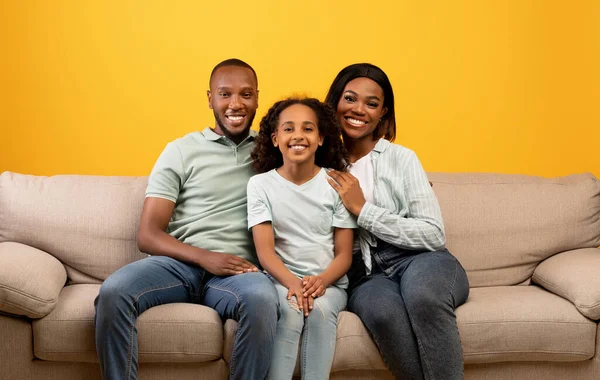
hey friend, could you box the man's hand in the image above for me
[201,251,258,276]
[326,170,366,216]
[302,275,326,298]
[287,279,311,316]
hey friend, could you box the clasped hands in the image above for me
[286,275,326,317]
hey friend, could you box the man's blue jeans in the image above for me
[347,242,469,380]
[94,255,279,380]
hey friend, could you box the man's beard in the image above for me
[214,111,256,144]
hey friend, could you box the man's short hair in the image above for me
[209,58,258,87]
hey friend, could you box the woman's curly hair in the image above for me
[251,97,349,173]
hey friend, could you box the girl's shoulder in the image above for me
[247,169,277,186]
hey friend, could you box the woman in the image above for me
[325,63,470,380]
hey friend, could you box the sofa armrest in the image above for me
[532,247,600,320]
[0,242,67,318]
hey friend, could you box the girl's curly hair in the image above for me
[251,97,349,173]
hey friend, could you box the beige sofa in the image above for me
[1,170,599,380]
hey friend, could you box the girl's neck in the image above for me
[344,135,379,163]
[277,161,321,186]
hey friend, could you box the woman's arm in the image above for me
[328,151,445,251]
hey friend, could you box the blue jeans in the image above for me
[348,242,469,380]
[94,255,279,380]
[267,278,347,380]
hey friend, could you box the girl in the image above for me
[325,63,470,380]
[247,97,356,380]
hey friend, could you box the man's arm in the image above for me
[137,197,257,276]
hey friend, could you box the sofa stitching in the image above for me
[0,299,50,314]
[458,321,594,325]
[464,350,592,356]
[0,284,59,303]
[36,320,222,324]
[36,350,221,355]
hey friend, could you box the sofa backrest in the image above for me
[0,172,148,284]
[2,171,599,287]
[428,172,600,287]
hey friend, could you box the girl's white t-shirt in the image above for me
[348,152,374,205]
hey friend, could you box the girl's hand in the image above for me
[326,170,366,216]
[302,275,326,298]
[287,279,310,316]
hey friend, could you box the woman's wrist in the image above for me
[351,200,366,216]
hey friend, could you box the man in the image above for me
[94,59,278,380]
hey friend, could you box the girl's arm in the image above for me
[251,222,309,314]
[303,227,353,297]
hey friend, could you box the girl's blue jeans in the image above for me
[267,277,347,380]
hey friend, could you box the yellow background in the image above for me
[1,1,598,177]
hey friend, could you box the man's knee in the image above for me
[95,259,158,311]
[236,273,279,314]
[96,274,134,311]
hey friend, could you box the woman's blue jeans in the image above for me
[94,255,279,380]
[347,242,469,380]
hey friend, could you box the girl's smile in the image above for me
[272,104,324,167]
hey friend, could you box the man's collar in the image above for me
[201,127,223,141]
[201,127,257,143]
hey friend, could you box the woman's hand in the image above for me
[327,170,366,216]
[302,275,326,298]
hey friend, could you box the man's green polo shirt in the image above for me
[146,127,258,264]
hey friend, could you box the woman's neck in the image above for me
[277,161,321,185]
[344,135,379,163]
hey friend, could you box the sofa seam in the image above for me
[0,299,51,315]
[0,284,59,303]
[35,319,221,324]
[464,350,592,356]
[458,321,594,325]
[36,350,221,355]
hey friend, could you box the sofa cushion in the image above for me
[457,285,596,364]
[32,284,223,363]
[224,286,596,372]
[428,172,600,287]
[532,248,600,320]
[0,172,148,283]
[0,242,67,318]
[224,311,389,374]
